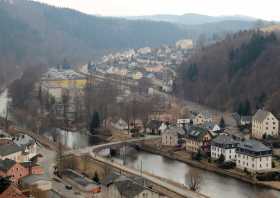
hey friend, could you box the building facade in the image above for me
[236,140,272,172]
[161,128,178,146]
[193,112,212,125]
[252,109,279,139]
[185,127,212,153]
[211,135,239,162]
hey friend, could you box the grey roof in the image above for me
[114,178,146,198]
[237,139,271,153]
[253,109,270,122]
[147,120,162,130]
[0,159,16,172]
[13,134,36,147]
[164,127,184,135]
[0,144,22,157]
[201,122,215,130]
[101,172,121,186]
[187,127,209,141]
[212,135,239,147]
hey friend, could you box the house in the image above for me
[161,128,179,146]
[146,120,162,134]
[252,109,279,139]
[236,139,272,172]
[13,134,37,161]
[185,127,212,153]
[240,116,252,126]
[177,118,191,128]
[0,144,23,162]
[193,112,212,125]
[233,113,252,126]
[19,175,52,198]
[0,177,26,198]
[201,122,221,133]
[211,135,239,162]
[0,159,29,184]
[111,118,128,131]
[107,176,163,198]
[132,71,143,80]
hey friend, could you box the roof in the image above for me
[0,159,16,172]
[101,172,121,186]
[20,175,50,186]
[0,144,22,157]
[114,178,146,198]
[253,109,270,122]
[187,127,210,141]
[237,139,272,153]
[13,134,35,147]
[147,120,162,130]
[164,127,184,136]
[197,112,212,119]
[42,68,86,81]
[212,135,239,147]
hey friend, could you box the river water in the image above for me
[114,150,280,198]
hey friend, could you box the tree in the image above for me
[187,168,202,192]
[218,154,225,164]
[187,64,198,81]
[90,111,100,134]
[93,172,100,184]
[55,134,64,177]
[243,99,251,116]
[219,117,226,129]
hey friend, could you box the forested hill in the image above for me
[0,0,187,85]
[175,30,280,115]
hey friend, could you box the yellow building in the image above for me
[41,68,87,100]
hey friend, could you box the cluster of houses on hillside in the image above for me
[0,130,46,198]
[159,109,279,173]
[85,40,193,93]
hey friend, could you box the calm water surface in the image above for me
[115,150,280,198]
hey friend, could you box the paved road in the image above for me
[89,153,208,198]
[38,147,88,198]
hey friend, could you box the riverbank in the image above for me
[139,140,280,192]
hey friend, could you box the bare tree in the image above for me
[187,168,202,192]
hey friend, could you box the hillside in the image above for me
[175,30,280,115]
[126,13,257,25]
[0,0,187,85]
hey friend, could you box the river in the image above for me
[114,150,280,198]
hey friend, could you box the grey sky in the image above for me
[34,0,280,21]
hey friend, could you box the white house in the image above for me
[211,135,239,162]
[13,134,37,160]
[161,128,178,146]
[177,119,191,128]
[111,118,128,131]
[252,109,279,139]
[236,139,272,173]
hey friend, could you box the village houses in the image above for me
[161,128,179,146]
[193,112,213,125]
[252,109,279,139]
[185,127,212,153]
[236,139,272,172]
[211,135,239,162]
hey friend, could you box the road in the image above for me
[38,147,89,198]
[89,153,208,198]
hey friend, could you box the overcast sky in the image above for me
[34,0,280,21]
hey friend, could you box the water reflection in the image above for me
[44,129,105,149]
[115,149,280,198]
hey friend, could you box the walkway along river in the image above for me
[114,149,280,198]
